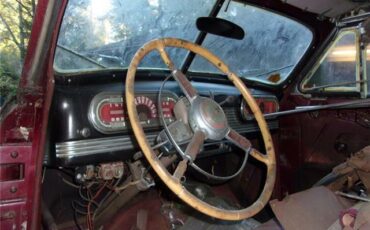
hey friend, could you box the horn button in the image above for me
[189,97,229,140]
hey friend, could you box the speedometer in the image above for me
[135,96,157,125]
[89,91,178,134]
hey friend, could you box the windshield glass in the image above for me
[189,1,313,84]
[54,0,313,85]
[54,0,215,71]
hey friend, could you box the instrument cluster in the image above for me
[89,91,177,134]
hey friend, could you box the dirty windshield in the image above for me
[54,0,313,85]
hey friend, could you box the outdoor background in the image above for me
[0,0,36,106]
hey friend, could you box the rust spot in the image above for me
[1,211,15,220]
[267,74,281,83]
[218,62,222,67]
[267,146,272,151]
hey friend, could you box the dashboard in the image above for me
[47,73,279,167]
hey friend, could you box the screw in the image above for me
[10,186,17,193]
[80,128,91,138]
[10,151,18,158]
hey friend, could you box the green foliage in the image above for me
[0,50,21,99]
[0,0,36,104]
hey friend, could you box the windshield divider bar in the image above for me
[180,0,225,74]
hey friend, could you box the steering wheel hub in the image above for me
[189,97,229,140]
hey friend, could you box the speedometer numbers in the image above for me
[135,96,157,125]
[89,92,178,133]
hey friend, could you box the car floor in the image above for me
[104,181,262,230]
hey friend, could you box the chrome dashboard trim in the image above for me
[56,134,157,159]
[55,120,278,160]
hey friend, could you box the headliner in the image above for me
[285,0,370,18]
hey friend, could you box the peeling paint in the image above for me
[21,221,27,230]
[20,127,29,141]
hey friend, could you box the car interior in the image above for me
[1,0,370,230]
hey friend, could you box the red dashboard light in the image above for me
[256,99,278,114]
[241,97,279,120]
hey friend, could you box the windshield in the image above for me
[189,1,313,84]
[54,0,313,85]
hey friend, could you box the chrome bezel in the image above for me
[88,91,178,134]
[240,95,280,121]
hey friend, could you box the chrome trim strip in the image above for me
[55,121,278,160]
[56,134,157,159]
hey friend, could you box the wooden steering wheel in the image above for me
[125,38,276,220]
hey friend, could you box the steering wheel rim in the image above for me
[125,38,276,221]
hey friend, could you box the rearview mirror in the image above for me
[196,17,245,40]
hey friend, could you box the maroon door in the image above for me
[0,1,66,229]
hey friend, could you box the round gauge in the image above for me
[135,96,157,124]
[240,97,279,121]
[89,95,127,134]
[99,100,125,125]
[161,97,176,120]
[241,99,254,120]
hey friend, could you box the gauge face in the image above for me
[98,97,126,127]
[161,97,176,120]
[241,96,279,120]
[135,96,157,124]
[89,92,178,133]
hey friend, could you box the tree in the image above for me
[0,0,36,104]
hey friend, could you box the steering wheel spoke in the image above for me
[157,46,198,101]
[173,130,205,180]
[173,159,188,181]
[226,128,252,152]
[226,129,269,164]
[171,70,198,102]
[184,130,205,161]
[250,148,269,164]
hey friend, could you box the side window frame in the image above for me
[300,27,363,96]
[362,43,369,96]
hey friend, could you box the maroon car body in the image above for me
[0,0,369,229]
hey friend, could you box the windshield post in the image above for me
[180,0,225,73]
